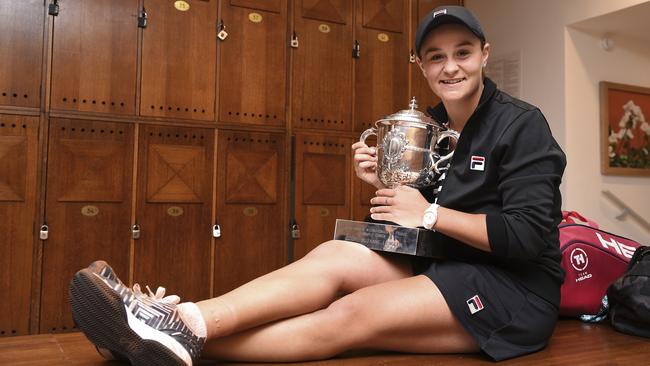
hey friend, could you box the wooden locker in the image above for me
[50,0,138,115]
[40,118,134,333]
[0,116,38,337]
[133,125,214,302]
[354,0,409,132]
[0,0,43,108]
[293,133,351,259]
[140,0,217,121]
[410,0,462,111]
[214,130,286,295]
[291,0,353,131]
[218,0,288,127]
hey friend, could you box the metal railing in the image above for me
[602,190,650,233]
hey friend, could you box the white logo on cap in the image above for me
[433,9,447,18]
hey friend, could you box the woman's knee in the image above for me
[303,240,411,292]
[284,241,369,293]
[296,295,376,359]
[304,240,371,262]
[302,240,374,274]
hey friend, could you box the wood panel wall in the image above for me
[133,124,214,301]
[218,1,288,127]
[0,0,461,336]
[40,119,134,332]
[214,130,287,294]
[141,0,217,121]
[0,116,38,336]
[50,0,138,115]
[0,1,43,109]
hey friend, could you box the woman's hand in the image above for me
[352,141,385,189]
[369,186,430,228]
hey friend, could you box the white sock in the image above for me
[177,302,208,338]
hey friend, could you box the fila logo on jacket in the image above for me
[470,155,485,171]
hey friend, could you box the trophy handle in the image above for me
[359,127,377,144]
[433,130,460,174]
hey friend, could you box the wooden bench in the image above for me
[0,320,648,365]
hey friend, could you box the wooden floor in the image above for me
[0,320,648,365]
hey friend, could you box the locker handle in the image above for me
[352,40,360,59]
[132,224,141,240]
[290,31,299,48]
[290,222,301,239]
[40,224,49,240]
[409,49,416,64]
[217,19,228,41]
[212,224,221,238]
[48,0,59,16]
[138,8,148,28]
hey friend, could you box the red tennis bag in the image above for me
[559,211,641,317]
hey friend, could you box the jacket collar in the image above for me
[427,78,498,128]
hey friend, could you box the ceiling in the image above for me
[570,1,650,44]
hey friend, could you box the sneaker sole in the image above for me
[69,269,187,366]
[83,261,129,362]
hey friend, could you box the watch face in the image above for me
[424,212,435,224]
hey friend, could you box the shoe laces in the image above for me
[131,283,181,305]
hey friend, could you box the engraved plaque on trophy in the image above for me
[334,219,444,258]
[336,97,458,257]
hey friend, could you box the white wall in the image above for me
[465,0,650,244]
[565,18,650,244]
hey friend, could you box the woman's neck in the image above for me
[444,83,484,132]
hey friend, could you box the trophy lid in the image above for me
[376,97,437,126]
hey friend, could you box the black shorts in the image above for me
[414,259,559,361]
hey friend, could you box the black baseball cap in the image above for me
[415,6,486,56]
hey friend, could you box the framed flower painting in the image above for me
[600,82,650,176]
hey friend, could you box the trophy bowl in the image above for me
[360,97,459,188]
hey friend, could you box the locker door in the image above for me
[292,0,353,131]
[214,130,286,295]
[50,0,138,115]
[134,125,214,302]
[293,134,351,259]
[0,116,38,337]
[354,0,409,132]
[0,0,43,108]
[410,0,461,110]
[141,0,217,121]
[40,118,134,333]
[218,0,288,127]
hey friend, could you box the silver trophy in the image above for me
[360,97,459,188]
[334,97,457,257]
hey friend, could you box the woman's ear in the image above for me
[416,57,427,77]
[481,43,490,68]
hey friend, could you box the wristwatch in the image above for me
[422,203,440,230]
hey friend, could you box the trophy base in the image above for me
[333,219,445,258]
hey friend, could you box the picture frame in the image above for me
[600,81,650,176]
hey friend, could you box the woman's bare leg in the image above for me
[201,275,478,362]
[196,240,413,338]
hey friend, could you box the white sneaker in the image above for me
[69,261,206,366]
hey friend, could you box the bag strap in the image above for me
[561,211,599,228]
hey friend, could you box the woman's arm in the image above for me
[369,186,491,252]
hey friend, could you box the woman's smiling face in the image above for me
[417,23,489,105]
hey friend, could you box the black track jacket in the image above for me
[426,78,567,306]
